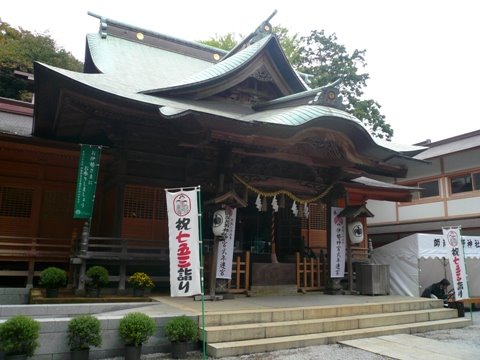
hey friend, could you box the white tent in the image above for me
[371,233,480,297]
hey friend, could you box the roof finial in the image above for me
[221,10,278,61]
[250,10,278,44]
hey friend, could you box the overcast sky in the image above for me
[2,0,479,145]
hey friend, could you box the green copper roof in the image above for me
[142,35,272,93]
[86,33,213,91]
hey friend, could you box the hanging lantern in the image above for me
[255,194,262,211]
[271,195,279,212]
[348,220,364,244]
[291,201,298,216]
[212,209,226,237]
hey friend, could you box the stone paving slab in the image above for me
[340,333,478,360]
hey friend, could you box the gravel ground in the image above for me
[110,311,480,360]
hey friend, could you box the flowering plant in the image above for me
[127,272,154,289]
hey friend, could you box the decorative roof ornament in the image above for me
[307,79,345,110]
[249,10,277,45]
[222,10,278,61]
[253,78,346,111]
[99,17,108,39]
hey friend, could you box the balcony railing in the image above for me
[74,237,169,261]
[0,236,72,262]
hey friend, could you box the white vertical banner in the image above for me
[330,207,346,278]
[216,207,237,279]
[442,226,469,300]
[165,189,201,297]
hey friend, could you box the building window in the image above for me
[473,173,480,190]
[301,202,327,230]
[450,174,476,194]
[418,180,440,198]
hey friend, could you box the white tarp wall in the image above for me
[371,233,480,297]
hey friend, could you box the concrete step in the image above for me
[202,298,443,326]
[206,317,472,358]
[202,308,458,342]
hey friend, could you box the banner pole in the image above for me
[460,230,473,320]
[196,186,206,359]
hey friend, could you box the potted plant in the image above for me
[0,315,40,359]
[127,272,154,297]
[38,266,67,298]
[118,312,156,360]
[164,315,198,359]
[67,315,102,360]
[85,265,109,297]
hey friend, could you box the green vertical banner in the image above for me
[73,144,102,219]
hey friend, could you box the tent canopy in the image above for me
[371,233,480,297]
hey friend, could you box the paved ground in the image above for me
[139,310,479,359]
[103,294,479,360]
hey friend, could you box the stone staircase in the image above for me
[201,298,471,358]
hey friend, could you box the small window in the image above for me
[419,180,439,198]
[473,173,480,191]
[451,175,473,194]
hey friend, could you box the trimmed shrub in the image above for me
[0,315,40,356]
[85,266,109,289]
[164,315,198,343]
[119,312,156,346]
[39,266,67,289]
[67,315,102,351]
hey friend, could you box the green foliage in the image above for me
[0,20,83,101]
[199,26,393,140]
[127,272,154,289]
[199,32,238,51]
[164,316,198,343]
[119,312,156,346]
[39,266,67,289]
[273,25,301,66]
[67,315,102,351]
[297,29,393,140]
[0,315,40,356]
[85,266,109,289]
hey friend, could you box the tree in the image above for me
[297,30,392,140]
[200,27,393,140]
[0,20,83,102]
[201,33,238,52]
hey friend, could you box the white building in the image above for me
[368,130,480,246]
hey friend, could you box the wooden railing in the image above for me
[75,237,169,261]
[227,251,250,294]
[296,252,325,292]
[0,236,72,262]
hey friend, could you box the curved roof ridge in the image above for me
[88,12,228,56]
[140,35,273,94]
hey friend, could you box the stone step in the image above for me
[202,298,443,326]
[202,308,457,342]
[206,317,472,358]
